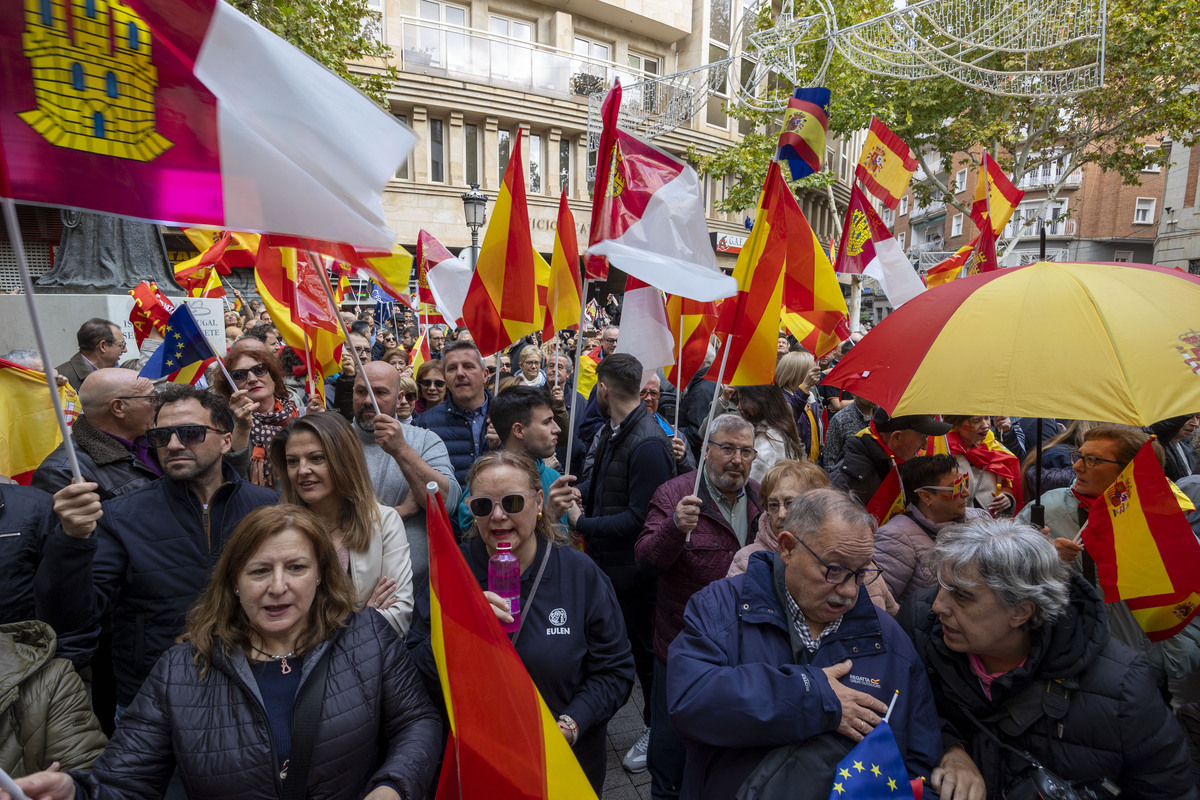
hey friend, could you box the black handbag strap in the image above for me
[510,543,552,647]
[282,646,334,800]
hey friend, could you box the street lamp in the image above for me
[461,183,487,269]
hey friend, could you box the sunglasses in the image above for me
[467,490,538,518]
[419,379,446,389]
[918,473,971,498]
[401,392,417,402]
[229,363,269,384]
[146,424,229,448]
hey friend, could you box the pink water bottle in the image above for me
[488,541,521,634]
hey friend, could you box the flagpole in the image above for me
[673,309,684,435]
[1,198,83,484]
[688,338,734,541]
[202,321,238,388]
[303,329,313,398]
[312,251,380,415]
[563,278,590,476]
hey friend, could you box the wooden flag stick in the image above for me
[563,278,590,475]
[312,251,379,415]
[688,338,734,542]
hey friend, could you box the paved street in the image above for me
[601,686,653,800]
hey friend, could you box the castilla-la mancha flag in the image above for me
[0,0,414,249]
[587,81,736,303]
[1081,441,1200,642]
[416,230,472,328]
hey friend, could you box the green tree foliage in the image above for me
[696,0,1200,237]
[227,0,397,107]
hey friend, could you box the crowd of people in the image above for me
[2,300,1200,800]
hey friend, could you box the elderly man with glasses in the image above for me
[36,385,277,721]
[667,488,942,800]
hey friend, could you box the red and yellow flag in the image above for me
[254,244,343,388]
[866,464,906,525]
[0,359,79,484]
[1081,441,1200,642]
[544,192,583,341]
[410,331,432,373]
[970,153,1025,235]
[854,118,919,210]
[576,347,602,401]
[664,295,717,388]
[426,490,597,798]
[707,161,796,386]
[947,430,1023,511]
[129,281,175,348]
[462,130,540,355]
[780,207,849,359]
[963,224,1000,276]
[924,245,973,289]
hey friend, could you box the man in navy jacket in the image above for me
[667,489,941,800]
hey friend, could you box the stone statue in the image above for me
[36,210,184,293]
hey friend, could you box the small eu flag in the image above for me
[371,280,396,326]
[139,304,215,380]
[828,721,918,799]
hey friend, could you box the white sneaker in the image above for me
[623,726,650,773]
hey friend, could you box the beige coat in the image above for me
[349,504,415,636]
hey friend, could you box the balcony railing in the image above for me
[910,200,946,219]
[395,17,658,100]
[1017,167,1082,189]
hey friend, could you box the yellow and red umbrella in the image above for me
[824,261,1200,427]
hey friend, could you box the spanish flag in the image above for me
[970,153,1025,235]
[854,118,919,210]
[1081,442,1200,642]
[664,295,717,388]
[707,161,792,386]
[947,429,1023,510]
[544,192,583,341]
[0,359,79,484]
[924,245,972,289]
[425,488,597,798]
[780,204,849,360]
[254,244,343,388]
[866,464,906,526]
[410,331,432,373]
[462,130,540,356]
[775,87,830,180]
[576,347,602,402]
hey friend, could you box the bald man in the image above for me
[32,369,163,500]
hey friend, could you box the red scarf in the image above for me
[865,421,903,464]
[947,429,1024,510]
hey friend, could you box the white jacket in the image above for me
[348,504,415,636]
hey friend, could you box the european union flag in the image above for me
[370,280,396,326]
[828,721,917,799]
[776,87,831,181]
[139,304,215,380]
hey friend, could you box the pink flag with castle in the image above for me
[0,0,413,249]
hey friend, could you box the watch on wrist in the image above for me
[557,714,578,743]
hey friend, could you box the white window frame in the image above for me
[1142,147,1162,173]
[365,0,384,43]
[1134,197,1156,224]
[955,168,968,194]
[897,232,906,249]
[428,117,446,183]
[899,196,909,216]
[417,1,468,69]
[1113,250,1134,263]
[882,207,893,227]
[951,213,964,237]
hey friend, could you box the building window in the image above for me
[529,133,542,194]
[393,114,409,179]
[39,0,52,25]
[1007,200,1069,237]
[85,0,96,17]
[1113,250,1134,262]
[464,123,479,186]
[491,15,534,83]
[71,63,84,91]
[127,22,140,50]
[882,207,893,227]
[429,119,445,183]
[899,196,909,216]
[1134,197,1156,224]
[418,1,468,69]
[498,129,512,183]
[365,0,383,42]
[1142,147,1161,173]
[626,52,661,113]
[105,71,118,98]
[955,168,968,193]
[897,232,906,249]
[1189,258,1200,275]
[559,137,571,195]
[93,112,105,138]
[706,0,731,128]
[951,213,964,237]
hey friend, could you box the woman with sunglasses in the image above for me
[395,376,419,422]
[407,451,634,795]
[270,413,414,635]
[212,339,303,488]
[413,360,446,415]
[874,455,990,605]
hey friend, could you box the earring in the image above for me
[234,589,239,596]
[537,512,543,520]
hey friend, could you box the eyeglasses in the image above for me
[602,337,618,344]
[640,388,661,398]
[114,394,156,403]
[229,363,269,384]
[146,424,229,448]
[918,473,971,498]
[104,338,128,350]
[401,392,417,402]
[467,490,538,518]
[353,346,372,355]
[1068,450,1123,470]
[765,497,796,514]
[419,378,446,389]
[709,441,757,461]
[796,538,883,586]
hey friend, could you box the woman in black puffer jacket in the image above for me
[7,505,442,800]
[903,518,1196,800]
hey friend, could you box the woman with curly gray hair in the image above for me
[904,518,1196,800]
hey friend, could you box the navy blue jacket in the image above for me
[667,551,942,800]
[413,393,492,488]
[34,463,278,705]
[407,536,635,793]
[0,484,53,624]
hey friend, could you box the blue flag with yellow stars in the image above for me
[139,304,215,380]
[828,721,918,799]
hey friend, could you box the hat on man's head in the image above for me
[872,407,953,436]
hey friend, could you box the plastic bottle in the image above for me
[488,541,521,634]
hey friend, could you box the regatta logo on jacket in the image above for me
[547,607,570,635]
[847,674,881,688]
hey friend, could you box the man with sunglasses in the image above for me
[354,362,460,587]
[331,331,374,421]
[1017,424,1200,692]
[874,455,990,606]
[667,489,942,800]
[35,386,277,718]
